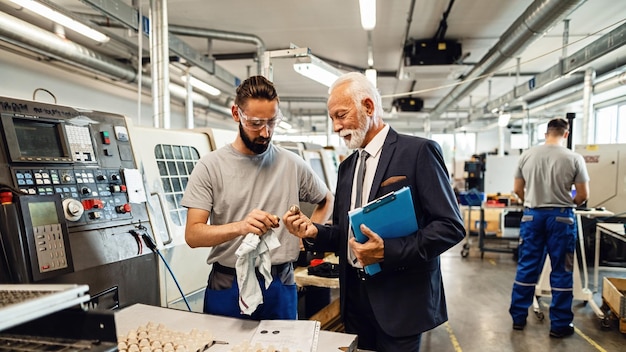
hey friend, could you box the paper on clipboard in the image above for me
[348,186,418,275]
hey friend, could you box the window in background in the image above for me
[454,132,476,161]
[535,122,548,145]
[510,134,530,150]
[595,105,618,143]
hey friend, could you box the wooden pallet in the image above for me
[310,298,344,332]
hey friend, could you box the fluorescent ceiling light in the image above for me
[293,55,342,87]
[365,68,377,88]
[181,75,221,96]
[359,0,376,30]
[9,0,110,43]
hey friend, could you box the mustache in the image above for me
[254,137,270,143]
[339,129,354,138]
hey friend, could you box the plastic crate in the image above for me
[459,190,484,206]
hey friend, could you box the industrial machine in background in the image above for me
[463,154,485,192]
[575,143,626,266]
[0,96,159,309]
[575,144,626,215]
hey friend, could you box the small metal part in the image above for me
[289,204,300,214]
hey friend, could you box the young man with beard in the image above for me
[283,72,465,351]
[182,75,333,320]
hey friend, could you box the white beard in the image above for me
[340,111,370,149]
[341,127,367,149]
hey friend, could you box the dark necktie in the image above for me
[349,150,370,266]
[354,150,370,208]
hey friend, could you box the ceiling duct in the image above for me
[429,0,587,120]
[0,11,231,119]
[169,25,265,76]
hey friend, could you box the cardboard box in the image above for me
[602,277,626,333]
[462,207,502,235]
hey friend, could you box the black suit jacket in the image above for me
[310,128,465,337]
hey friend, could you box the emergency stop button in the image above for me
[116,204,132,214]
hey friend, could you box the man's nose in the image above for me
[260,124,271,137]
[333,120,342,133]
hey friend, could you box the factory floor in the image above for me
[419,241,626,352]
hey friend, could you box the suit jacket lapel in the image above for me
[341,151,359,212]
[368,128,398,201]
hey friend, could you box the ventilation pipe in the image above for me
[430,0,587,119]
[581,68,595,145]
[527,70,626,114]
[169,25,265,76]
[0,11,231,120]
[149,0,171,129]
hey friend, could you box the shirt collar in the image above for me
[360,123,389,159]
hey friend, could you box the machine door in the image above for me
[128,124,215,310]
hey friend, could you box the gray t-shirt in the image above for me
[515,144,589,208]
[181,143,329,267]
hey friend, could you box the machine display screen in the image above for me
[28,201,59,227]
[15,118,65,157]
[0,115,72,163]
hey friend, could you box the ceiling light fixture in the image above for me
[293,55,342,87]
[9,0,110,43]
[181,75,221,96]
[359,0,376,31]
[365,68,377,88]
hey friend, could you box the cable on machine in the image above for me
[138,224,192,312]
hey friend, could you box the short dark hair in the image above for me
[546,118,569,136]
[234,75,279,108]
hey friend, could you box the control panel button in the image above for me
[62,198,84,222]
[116,204,132,214]
[101,131,111,144]
[81,199,104,210]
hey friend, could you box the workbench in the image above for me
[594,222,626,291]
[115,303,357,351]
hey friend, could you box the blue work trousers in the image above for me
[203,274,297,320]
[509,207,576,330]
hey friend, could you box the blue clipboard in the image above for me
[348,186,418,275]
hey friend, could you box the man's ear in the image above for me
[362,98,375,116]
[231,105,239,122]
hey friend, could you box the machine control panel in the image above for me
[0,95,155,284]
[11,167,132,224]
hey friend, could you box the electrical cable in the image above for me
[129,230,143,255]
[0,183,25,197]
[140,229,192,312]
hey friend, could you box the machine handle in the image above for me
[151,191,174,246]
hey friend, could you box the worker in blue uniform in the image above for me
[508,118,589,338]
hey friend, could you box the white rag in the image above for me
[235,230,281,315]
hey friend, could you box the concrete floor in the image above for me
[421,242,626,352]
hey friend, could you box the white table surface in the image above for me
[115,303,357,351]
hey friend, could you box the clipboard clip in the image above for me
[363,191,396,213]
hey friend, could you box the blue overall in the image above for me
[509,207,576,330]
[203,269,297,320]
